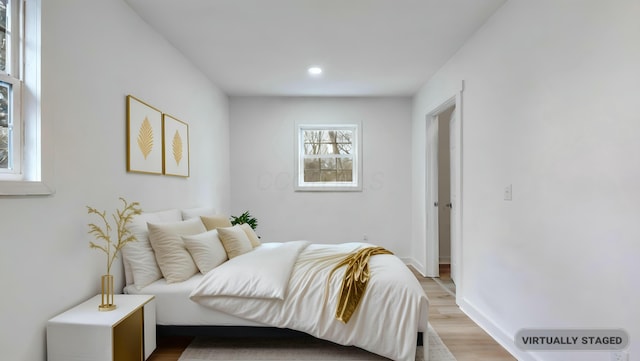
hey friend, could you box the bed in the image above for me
[121,208,430,361]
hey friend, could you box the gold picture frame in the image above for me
[126,95,163,175]
[162,113,190,177]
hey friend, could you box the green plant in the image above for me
[87,197,143,275]
[230,211,258,230]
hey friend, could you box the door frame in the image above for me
[424,82,464,303]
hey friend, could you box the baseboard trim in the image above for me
[458,297,540,361]
[402,257,426,276]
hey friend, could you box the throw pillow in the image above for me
[240,223,261,248]
[122,208,182,289]
[182,229,228,274]
[200,215,233,230]
[147,218,206,283]
[217,225,253,259]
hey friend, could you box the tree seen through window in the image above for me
[303,130,353,182]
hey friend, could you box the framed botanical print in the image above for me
[162,113,190,177]
[126,95,163,174]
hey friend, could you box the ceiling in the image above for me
[125,0,507,96]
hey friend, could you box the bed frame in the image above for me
[156,325,424,346]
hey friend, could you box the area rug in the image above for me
[178,323,456,361]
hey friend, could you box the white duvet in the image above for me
[190,241,429,361]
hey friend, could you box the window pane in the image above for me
[0,126,7,169]
[320,158,336,170]
[337,170,353,182]
[320,170,337,182]
[303,143,317,155]
[304,158,320,170]
[304,170,320,182]
[337,158,352,170]
[0,81,9,169]
[319,144,332,155]
[336,143,352,154]
[304,129,353,155]
[0,0,6,73]
[336,130,352,143]
[303,130,321,154]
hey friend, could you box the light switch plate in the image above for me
[504,184,512,201]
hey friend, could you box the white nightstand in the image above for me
[47,294,156,361]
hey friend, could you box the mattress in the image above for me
[124,274,264,327]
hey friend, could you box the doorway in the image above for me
[424,88,463,302]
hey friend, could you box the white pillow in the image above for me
[217,225,253,259]
[182,229,228,274]
[240,223,261,248]
[181,207,215,220]
[147,218,206,283]
[122,209,182,289]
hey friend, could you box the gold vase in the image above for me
[99,274,116,311]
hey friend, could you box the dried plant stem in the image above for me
[88,197,142,275]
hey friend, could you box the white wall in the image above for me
[230,97,413,257]
[0,1,229,360]
[412,1,639,360]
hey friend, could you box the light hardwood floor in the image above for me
[147,264,516,361]
[418,265,516,361]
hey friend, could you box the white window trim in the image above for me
[0,0,52,195]
[294,122,362,192]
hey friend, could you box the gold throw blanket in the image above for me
[326,246,393,323]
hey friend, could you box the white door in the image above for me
[448,108,458,284]
[425,115,440,277]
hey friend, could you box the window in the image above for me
[295,123,362,191]
[0,0,21,174]
[0,0,50,195]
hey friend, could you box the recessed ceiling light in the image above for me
[308,66,322,76]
